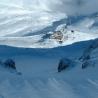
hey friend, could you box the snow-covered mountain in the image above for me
[0,0,98,49]
[0,0,98,98]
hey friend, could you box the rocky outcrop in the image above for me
[50,31,64,43]
[58,58,74,72]
[80,39,98,69]
[0,59,21,75]
[4,59,16,70]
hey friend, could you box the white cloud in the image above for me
[0,0,98,16]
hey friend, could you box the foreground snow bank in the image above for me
[0,39,98,98]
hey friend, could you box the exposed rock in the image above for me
[79,38,98,62]
[82,61,90,69]
[80,38,98,69]
[58,58,74,72]
[4,59,16,70]
[50,31,63,43]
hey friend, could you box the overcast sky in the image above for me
[0,0,98,16]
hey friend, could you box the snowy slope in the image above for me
[0,39,98,98]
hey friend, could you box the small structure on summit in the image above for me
[50,31,63,43]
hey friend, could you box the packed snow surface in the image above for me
[0,39,98,98]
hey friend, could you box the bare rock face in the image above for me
[58,58,74,72]
[82,61,90,69]
[0,59,22,75]
[80,39,98,69]
[4,59,16,70]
